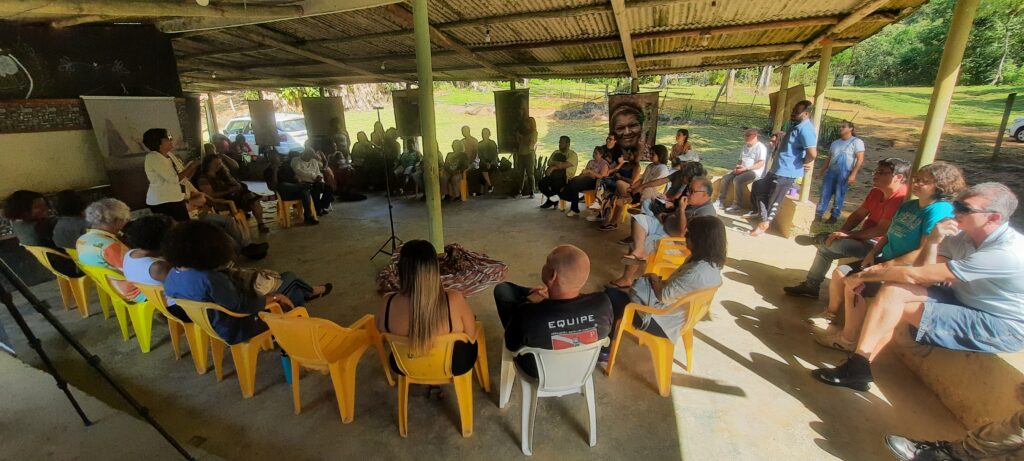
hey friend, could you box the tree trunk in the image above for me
[725,69,735,99]
[992,23,1011,85]
[657,74,669,89]
[756,65,772,94]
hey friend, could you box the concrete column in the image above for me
[413,0,444,250]
[913,0,981,173]
[801,41,832,201]
[771,66,791,132]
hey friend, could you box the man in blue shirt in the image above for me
[813,183,1024,392]
[749,100,819,236]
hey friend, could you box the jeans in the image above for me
[816,169,850,218]
[277,182,314,219]
[750,173,795,223]
[559,176,598,212]
[804,236,873,286]
[719,170,758,207]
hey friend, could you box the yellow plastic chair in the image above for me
[21,245,92,318]
[210,198,252,241]
[66,248,111,319]
[259,308,393,423]
[383,325,488,438]
[583,190,596,207]
[645,238,691,279]
[276,192,317,228]
[136,283,213,375]
[78,265,155,352]
[459,174,469,201]
[605,284,721,396]
[174,299,281,398]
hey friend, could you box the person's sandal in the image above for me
[306,283,333,301]
[620,254,646,265]
[598,223,617,231]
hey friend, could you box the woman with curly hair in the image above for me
[813,161,967,351]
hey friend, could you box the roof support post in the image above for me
[801,40,832,201]
[510,79,516,90]
[630,77,639,94]
[413,0,444,250]
[610,0,639,79]
[205,92,219,141]
[913,0,980,173]
[772,66,791,133]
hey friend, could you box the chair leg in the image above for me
[184,325,210,375]
[453,372,474,437]
[499,348,515,409]
[126,302,156,353]
[397,376,410,437]
[520,376,538,455]
[112,300,130,341]
[56,278,73,310]
[211,338,226,382]
[330,359,359,424]
[649,342,674,397]
[584,377,597,447]
[167,319,183,360]
[69,277,90,318]
[96,287,111,319]
[682,330,695,373]
[605,319,626,376]
[291,359,302,414]
[229,341,262,398]
[366,323,394,386]
[474,324,490,392]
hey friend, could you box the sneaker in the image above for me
[304,217,320,225]
[784,281,820,298]
[566,210,579,217]
[825,216,839,224]
[598,223,617,231]
[814,327,855,352]
[812,354,873,391]
[598,350,610,364]
[725,205,742,213]
[885,435,958,461]
[586,214,603,222]
[814,214,823,222]
[539,200,556,209]
[741,210,759,218]
[794,234,823,246]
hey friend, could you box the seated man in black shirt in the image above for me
[263,148,318,225]
[494,244,614,376]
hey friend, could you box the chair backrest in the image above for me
[174,298,249,344]
[676,284,722,334]
[67,248,80,260]
[515,338,609,393]
[134,282,176,321]
[21,245,73,278]
[382,332,473,379]
[78,264,134,303]
[260,309,367,371]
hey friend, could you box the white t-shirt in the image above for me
[144,151,185,206]
[290,157,322,183]
[740,141,768,179]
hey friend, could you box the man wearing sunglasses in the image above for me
[814,182,1024,392]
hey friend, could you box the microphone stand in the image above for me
[371,106,401,260]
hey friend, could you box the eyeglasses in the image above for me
[686,189,708,195]
[953,200,995,215]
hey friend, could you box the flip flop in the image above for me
[306,283,333,301]
[620,254,646,265]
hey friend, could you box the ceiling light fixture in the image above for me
[700,33,711,47]
[196,0,210,6]
[380,61,386,70]
[484,26,491,43]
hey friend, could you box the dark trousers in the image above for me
[493,282,531,328]
[602,287,669,338]
[559,176,598,212]
[750,173,796,224]
[537,171,567,200]
[514,153,536,196]
[300,181,333,213]
[149,201,190,222]
[277,182,314,219]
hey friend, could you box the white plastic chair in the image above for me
[498,338,610,456]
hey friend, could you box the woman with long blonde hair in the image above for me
[377,240,478,372]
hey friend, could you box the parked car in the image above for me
[1010,117,1024,142]
[222,113,308,154]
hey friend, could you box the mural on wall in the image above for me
[493,89,529,154]
[392,89,421,138]
[608,92,659,161]
[81,96,186,209]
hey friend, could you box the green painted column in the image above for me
[913,0,981,173]
[771,66,791,133]
[413,0,444,250]
[801,41,832,202]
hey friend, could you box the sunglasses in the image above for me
[953,200,994,215]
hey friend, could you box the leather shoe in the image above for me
[812,354,873,391]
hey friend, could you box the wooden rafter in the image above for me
[609,0,638,79]
[382,4,514,79]
[0,1,301,18]
[783,0,891,65]
[50,15,119,28]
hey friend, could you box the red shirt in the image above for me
[859,184,908,230]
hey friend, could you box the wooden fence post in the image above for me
[993,92,1016,159]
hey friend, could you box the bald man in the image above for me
[494,245,614,377]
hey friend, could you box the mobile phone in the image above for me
[837,265,854,276]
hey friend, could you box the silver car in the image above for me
[222,113,308,154]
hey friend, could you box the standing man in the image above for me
[538,136,578,209]
[784,158,910,299]
[477,128,499,194]
[748,100,819,236]
[815,121,866,223]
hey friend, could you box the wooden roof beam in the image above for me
[0,1,301,18]
[51,15,120,28]
[609,0,638,79]
[382,4,514,79]
[783,0,890,65]
[435,0,691,31]
[160,0,399,34]
[220,26,399,81]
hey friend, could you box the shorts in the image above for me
[914,285,1024,353]
[838,258,890,298]
[633,214,668,255]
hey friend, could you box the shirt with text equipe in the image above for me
[503,292,613,377]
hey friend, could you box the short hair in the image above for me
[162,220,235,270]
[677,128,689,138]
[3,190,45,220]
[610,103,645,125]
[142,128,169,152]
[794,100,814,114]
[679,161,706,181]
[546,245,590,291]
[743,128,760,137]
[877,157,911,183]
[686,216,727,268]
[651,144,668,163]
[839,120,856,136]
[690,176,714,195]
[54,190,88,217]
[917,161,966,200]
[84,198,130,227]
[124,215,174,251]
[482,127,491,136]
[959,183,1018,224]
[559,135,570,143]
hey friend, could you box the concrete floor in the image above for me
[0,192,966,460]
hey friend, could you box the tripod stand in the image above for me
[371,105,402,260]
[0,257,194,460]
